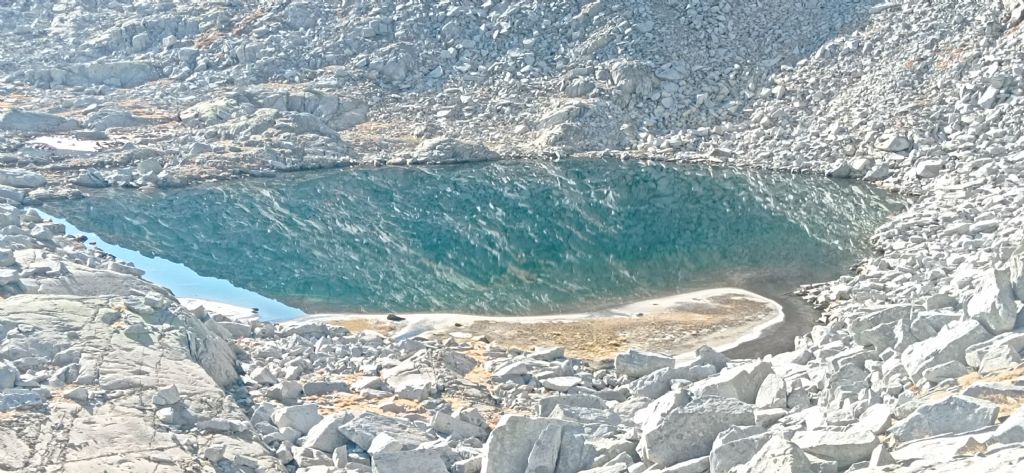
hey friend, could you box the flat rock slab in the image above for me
[0,295,282,472]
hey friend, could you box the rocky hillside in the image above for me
[2,1,1024,473]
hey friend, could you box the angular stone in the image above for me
[914,160,944,178]
[735,436,813,473]
[615,350,674,378]
[979,343,1022,373]
[0,169,47,189]
[851,404,892,435]
[432,411,488,440]
[890,395,999,442]
[0,109,79,133]
[0,360,19,389]
[901,320,992,382]
[638,396,755,466]
[271,404,322,435]
[153,384,180,406]
[525,423,562,473]
[965,269,1018,334]
[482,416,593,473]
[538,394,606,417]
[302,416,347,453]
[792,429,878,469]
[962,382,1024,406]
[869,444,895,467]
[966,332,1024,368]
[690,361,773,404]
[338,411,434,451]
[367,433,403,456]
[541,376,582,392]
[754,373,786,409]
[709,426,769,473]
[875,133,912,152]
[303,381,349,396]
[372,449,447,473]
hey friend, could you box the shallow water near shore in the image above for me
[44,160,903,319]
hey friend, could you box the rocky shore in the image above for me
[2,0,1024,473]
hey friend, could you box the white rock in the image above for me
[0,169,47,189]
[791,429,878,469]
[889,395,999,443]
[637,396,755,466]
[901,319,992,382]
[615,350,674,378]
[965,268,1018,334]
[525,423,562,473]
[152,385,180,406]
[541,376,582,392]
[302,416,347,453]
[272,404,322,435]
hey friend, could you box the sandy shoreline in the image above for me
[181,286,797,360]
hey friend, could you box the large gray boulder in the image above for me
[735,436,813,473]
[0,169,46,189]
[965,268,1019,334]
[791,429,878,469]
[302,416,347,453]
[889,395,999,442]
[339,411,435,451]
[709,426,769,473]
[0,109,79,132]
[482,416,594,473]
[965,332,1024,368]
[754,373,787,409]
[637,396,755,467]
[271,404,322,435]
[690,361,773,404]
[615,349,674,378]
[372,449,448,473]
[901,319,992,382]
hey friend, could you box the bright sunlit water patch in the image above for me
[44,160,903,317]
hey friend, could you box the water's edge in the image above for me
[38,210,305,320]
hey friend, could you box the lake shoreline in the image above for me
[181,285,806,361]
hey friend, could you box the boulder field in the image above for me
[2,0,1024,472]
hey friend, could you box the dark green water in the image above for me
[46,160,902,316]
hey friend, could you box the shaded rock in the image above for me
[0,109,79,133]
[735,436,813,473]
[338,411,435,451]
[890,395,999,442]
[525,423,562,473]
[152,384,180,406]
[791,429,878,469]
[901,319,992,382]
[691,361,773,404]
[303,416,347,453]
[372,449,447,473]
[482,416,593,473]
[272,404,322,435]
[965,268,1018,334]
[0,169,46,189]
[754,373,787,409]
[638,396,755,466]
[709,426,769,473]
[615,350,674,378]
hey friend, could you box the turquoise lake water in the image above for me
[44,160,903,319]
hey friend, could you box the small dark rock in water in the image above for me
[454,323,463,327]
[387,313,405,322]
